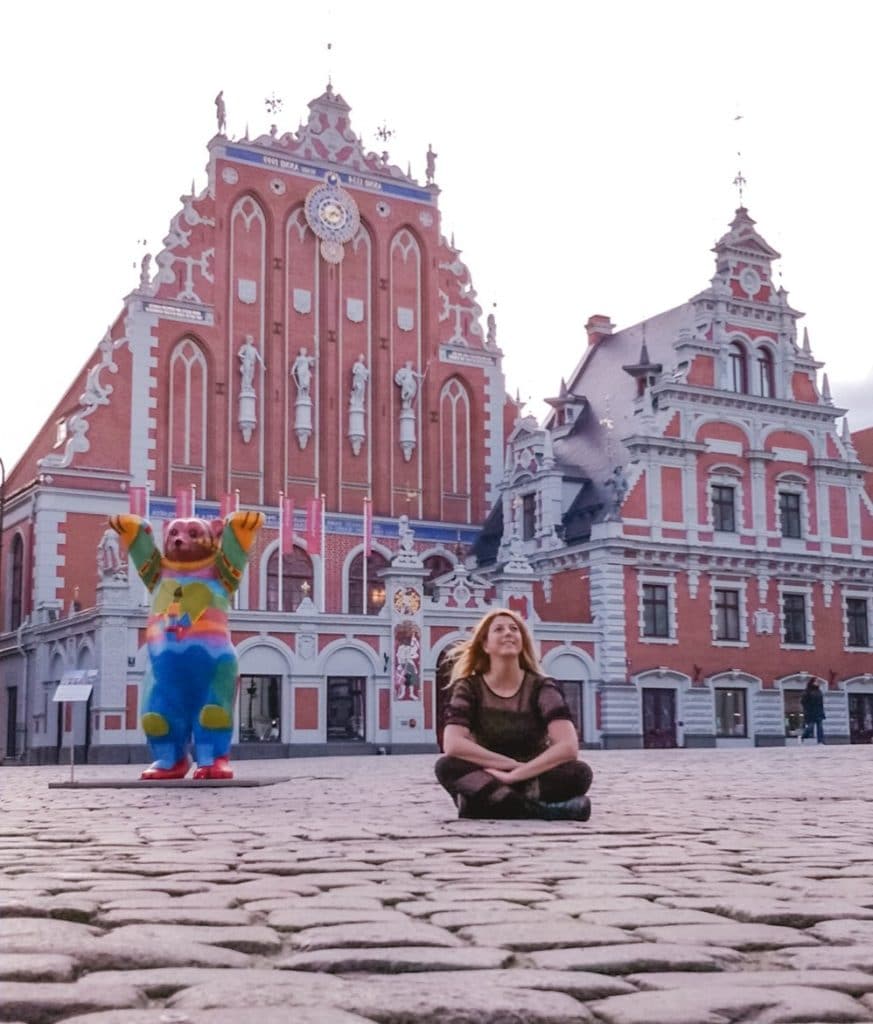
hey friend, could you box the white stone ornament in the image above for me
[397,307,414,332]
[222,167,239,185]
[238,279,256,304]
[293,288,312,315]
[346,298,364,323]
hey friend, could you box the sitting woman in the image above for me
[435,607,593,820]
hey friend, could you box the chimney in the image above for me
[585,315,615,347]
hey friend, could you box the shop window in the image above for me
[715,687,747,737]
[238,675,281,743]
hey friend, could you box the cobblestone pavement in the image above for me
[3,744,873,1024]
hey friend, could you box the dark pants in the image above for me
[435,755,593,819]
[802,720,825,743]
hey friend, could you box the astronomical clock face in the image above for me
[304,173,360,262]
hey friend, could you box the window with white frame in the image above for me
[756,347,775,397]
[728,341,748,393]
[708,467,744,535]
[775,476,808,541]
[712,583,746,643]
[780,588,813,646]
[845,594,871,649]
[779,491,802,538]
[711,484,737,533]
[638,575,677,642]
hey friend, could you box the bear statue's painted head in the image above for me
[163,517,224,567]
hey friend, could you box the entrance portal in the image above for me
[642,688,677,748]
[327,677,365,741]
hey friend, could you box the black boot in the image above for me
[533,795,592,821]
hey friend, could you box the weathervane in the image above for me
[376,121,395,144]
[733,159,747,206]
[265,93,283,117]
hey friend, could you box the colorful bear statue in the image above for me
[109,510,265,780]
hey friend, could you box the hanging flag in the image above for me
[282,495,295,554]
[129,486,148,517]
[305,496,323,554]
[363,496,372,557]
[175,487,194,518]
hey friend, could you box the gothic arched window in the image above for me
[168,338,208,488]
[266,546,314,612]
[348,551,389,615]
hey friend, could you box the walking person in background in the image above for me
[801,677,826,744]
[435,608,593,820]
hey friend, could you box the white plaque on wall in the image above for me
[293,288,312,314]
[238,279,257,304]
[397,307,414,332]
[346,298,364,323]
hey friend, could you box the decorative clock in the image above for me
[739,267,761,297]
[304,172,360,263]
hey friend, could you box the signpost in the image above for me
[52,670,96,783]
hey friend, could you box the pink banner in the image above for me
[363,497,372,557]
[282,496,295,554]
[305,497,323,555]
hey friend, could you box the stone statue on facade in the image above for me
[425,143,437,185]
[97,527,126,580]
[238,335,264,391]
[486,311,497,348]
[398,514,415,552]
[215,90,226,134]
[350,354,369,409]
[604,465,629,519]
[394,361,424,409]
[292,347,316,449]
[139,253,152,290]
[292,348,316,397]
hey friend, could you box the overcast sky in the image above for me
[2,0,871,475]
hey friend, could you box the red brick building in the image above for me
[1,87,871,761]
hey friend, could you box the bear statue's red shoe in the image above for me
[192,756,234,780]
[141,758,190,780]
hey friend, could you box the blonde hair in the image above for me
[446,607,543,685]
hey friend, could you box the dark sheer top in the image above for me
[443,672,574,762]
